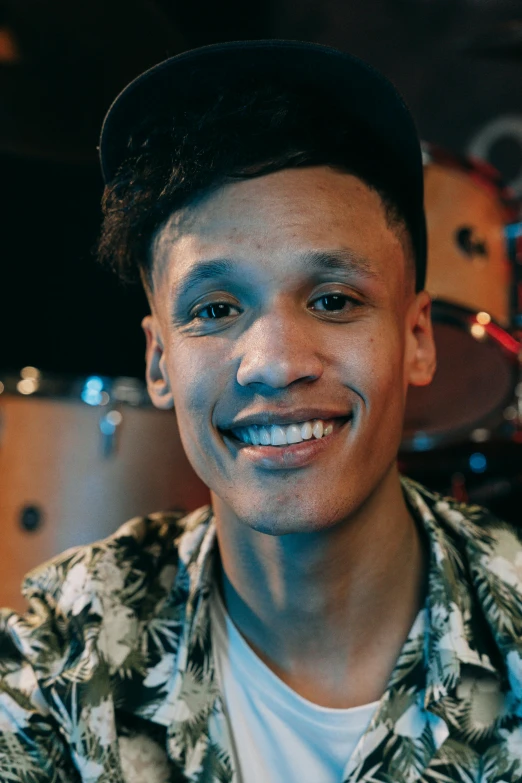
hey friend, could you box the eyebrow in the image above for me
[173,248,378,302]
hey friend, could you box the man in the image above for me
[1,40,521,783]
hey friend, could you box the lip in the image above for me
[221,408,353,429]
[221,416,352,470]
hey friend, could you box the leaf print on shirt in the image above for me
[97,603,139,674]
[1,480,522,783]
[175,663,219,722]
[86,699,117,749]
[57,561,95,618]
[454,675,509,744]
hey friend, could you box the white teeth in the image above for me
[301,421,313,440]
[259,427,272,446]
[270,426,287,446]
[230,417,347,446]
[312,420,324,439]
[286,424,303,444]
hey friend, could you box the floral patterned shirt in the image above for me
[1,477,522,782]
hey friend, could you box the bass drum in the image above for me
[402,144,521,450]
[0,370,210,612]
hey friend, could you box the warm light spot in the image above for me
[106,410,123,427]
[470,323,486,341]
[21,366,41,380]
[470,428,490,442]
[476,311,491,326]
[17,378,38,395]
[0,381,4,394]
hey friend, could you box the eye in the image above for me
[311,293,361,312]
[192,301,240,320]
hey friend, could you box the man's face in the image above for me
[143,166,435,534]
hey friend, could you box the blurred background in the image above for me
[1,0,522,608]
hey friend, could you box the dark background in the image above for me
[2,0,522,378]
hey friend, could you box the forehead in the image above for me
[151,166,407,294]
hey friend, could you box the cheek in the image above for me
[342,321,405,398]
[170,362,208,427]
[166,343,229,462]
[170,372,215,483]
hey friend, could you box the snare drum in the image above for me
[402,144,521,450]
[0,370,210,612]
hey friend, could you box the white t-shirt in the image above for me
[209,585,380,783]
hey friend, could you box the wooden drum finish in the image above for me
[402,146,521,450]
[424,157,514,327]
[0,374,210,612]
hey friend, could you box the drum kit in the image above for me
[399,143,522,517]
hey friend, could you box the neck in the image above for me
[211,465,428,708]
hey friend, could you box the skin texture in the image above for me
[142,165,436,707]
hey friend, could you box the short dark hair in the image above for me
[98,79,416,291]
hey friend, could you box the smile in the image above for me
[220,415,353,469]
[227,416,350,447]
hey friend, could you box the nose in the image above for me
[236,304,324,389]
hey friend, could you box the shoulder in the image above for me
[23,505,212,617]
[0,504,213,759]
[406,478,522,658]
[426,485,522,584]
[403,476,522,567]
[1,505,213,674]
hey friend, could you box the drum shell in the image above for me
[0,391,210,612]
[424,162,513,326]
[402,145,521,449]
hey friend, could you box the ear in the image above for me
[142,314,174,409]
[404,291,437,389]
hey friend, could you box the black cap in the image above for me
[99,40,426,289]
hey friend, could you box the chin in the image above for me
[233,497,351,537]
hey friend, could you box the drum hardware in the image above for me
[99,409,123,458]
[456,226,487,258]
[505,221,522,332]
[402,143,521,450]
[403,301,520,451]
[19,504,44,534]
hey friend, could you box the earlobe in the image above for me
[142,315,175,410]
[406,292,437,388]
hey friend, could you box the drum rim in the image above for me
[0,369,153,407]
[429,300,521,357]
[401,299,520,451]
[422,141,520,222]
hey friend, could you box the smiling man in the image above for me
[1,40,522,783]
